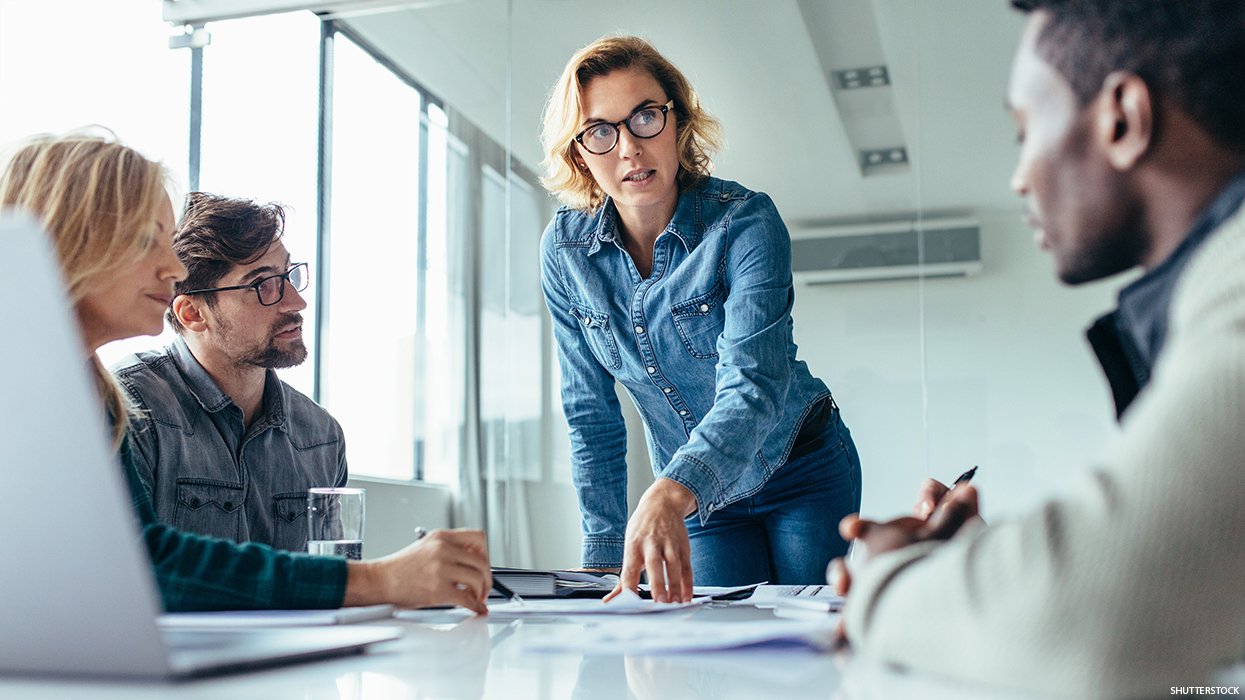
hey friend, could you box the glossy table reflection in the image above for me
[0,604,1116,699]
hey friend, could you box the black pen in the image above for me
[414,527,525,605]
[952,465,978,486]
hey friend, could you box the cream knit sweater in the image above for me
[845,207,1245,698]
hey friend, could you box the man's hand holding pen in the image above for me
[828,467,982,645]
[914,465,979,520]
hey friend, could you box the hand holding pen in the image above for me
[829,470,980,648]
[342,526,491,613]
[915,465,978,520]
[413,528,524,606]
[830,466,981,598]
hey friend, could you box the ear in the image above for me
[171,295,209,333]
[568,142,588,172]
[1096,71,1153,171]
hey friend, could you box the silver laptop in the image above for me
[0,212,401,679]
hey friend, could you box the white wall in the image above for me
[529,378,651,569]
[348,478,451,558]
[792,212,1124,521]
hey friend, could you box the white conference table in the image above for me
[1,603,1239,699]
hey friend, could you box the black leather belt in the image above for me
[787,396,837,461]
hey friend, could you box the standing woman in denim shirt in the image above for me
[539,36,863,602]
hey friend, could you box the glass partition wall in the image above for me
[115,0,1123,566]
[324,1,552,563]
[489,0,1118,562]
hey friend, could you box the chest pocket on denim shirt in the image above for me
[572,306,622,369]
[173,478,243,542]
[273,491,310,552]
[671,281,726,360]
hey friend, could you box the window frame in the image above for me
[309,17,551,483]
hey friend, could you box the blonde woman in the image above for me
[0,130,491,612]
[539,36,862,602]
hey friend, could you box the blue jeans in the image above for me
[686,410,862,585]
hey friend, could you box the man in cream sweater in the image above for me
[837,1,1245,697]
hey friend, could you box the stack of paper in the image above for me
[488,588,707,617]
[491,568,559,596]
[489,568,617,598]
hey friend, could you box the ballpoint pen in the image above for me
[952,465,978,487]
[837,465,980,581]
[413,527,524,605]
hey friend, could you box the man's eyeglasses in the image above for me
[181,262,309,307]
[574,99,675,156]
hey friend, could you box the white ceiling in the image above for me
[342,0,1027,229]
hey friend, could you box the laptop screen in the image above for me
[0,211,171,678]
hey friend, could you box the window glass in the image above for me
[321,33,464,483]
[480,165,545,480]
[197,11,322,395]
[0,0,190,366]
[322,32,421,480]
[419,103,468,485]
[0,1,189,167]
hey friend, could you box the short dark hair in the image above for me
[168,192,287,332]
[1011,0,1245,154]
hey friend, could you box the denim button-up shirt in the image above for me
[541,176,833,567]
[113,336,348,552]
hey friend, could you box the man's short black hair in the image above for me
[167,192,287,332]
[1012,0,1245,154]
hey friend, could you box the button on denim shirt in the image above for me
[541,176,833,567]
[113,337,348,552]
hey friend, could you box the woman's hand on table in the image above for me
[605,478,698,604]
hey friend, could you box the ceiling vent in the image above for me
[791,217,982,284]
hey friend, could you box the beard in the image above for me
[234,313,308,369]
[1055,234,1140,285]
[1052,200,1146,286]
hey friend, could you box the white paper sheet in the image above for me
[745,584,844,612]
[637,582,765,598]
[521,617,839,654]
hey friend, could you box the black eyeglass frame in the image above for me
[573,99,675,155]
[180,262,310,307]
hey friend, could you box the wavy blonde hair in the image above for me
[540,35,724,212]
[0,130,172,448]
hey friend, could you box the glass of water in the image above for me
[307,487,365,559]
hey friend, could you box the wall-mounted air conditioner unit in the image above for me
[790,216,981,284]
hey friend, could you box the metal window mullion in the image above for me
[413,102,431,481]
[312,19,336,404]
[187,26,205,191]
[460,114,486,528]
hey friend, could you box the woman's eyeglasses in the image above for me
[574,100,674,155]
